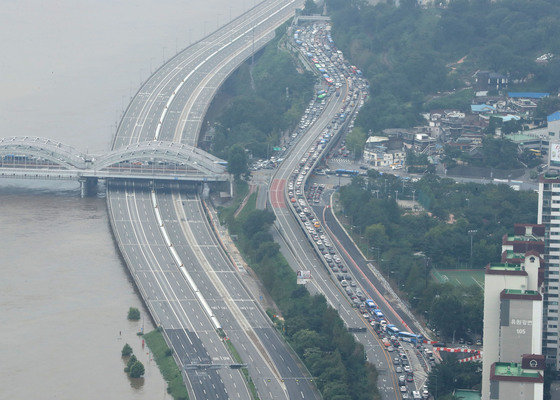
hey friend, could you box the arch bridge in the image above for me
[0,137,230,192]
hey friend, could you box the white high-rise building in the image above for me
[538,174,560,368]
[481,224,545,400]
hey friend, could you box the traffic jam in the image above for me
[286,23,435,399]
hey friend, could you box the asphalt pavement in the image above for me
[106,1,320,399]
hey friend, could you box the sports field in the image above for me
[431,268,485,288]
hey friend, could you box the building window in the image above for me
[549,317,559,321]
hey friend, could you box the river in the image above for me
[0,1,246,398]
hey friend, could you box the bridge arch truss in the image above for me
[0,136,87,169]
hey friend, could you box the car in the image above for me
[402,393,409,399]
[406,374,414,382]
[395,366,403,373]
[400,385,407,392]
[393,357,400,365]
[476,339,482,346]
[340,280,348,287]
[350,281,356,287]
[387,346,394,352]
[398,375,406,384]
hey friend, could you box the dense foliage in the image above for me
[427,353,481,398]
[127,307,140,320]
[337,172,537,339]
[225,207,380,400]
[121,343,133,357]
[443,137,523,170]
[326,0,560,134]
[211,24,314,160]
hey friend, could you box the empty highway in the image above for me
[107,1,319,399]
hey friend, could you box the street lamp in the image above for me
[468,229,477,269]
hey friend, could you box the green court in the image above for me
[432,268,485,288]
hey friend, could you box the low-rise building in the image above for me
[363,136,406,167]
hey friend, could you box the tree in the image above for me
[242,210,276,238]
[227,144,248,179]
[124,354,137,373]
[345,126,367,159]
[303,0,319,15]
[427,354,481,398]
[121,343,133,357]
[536,96,560,120]
[365,223,388,249]
[129,361,145,378]
[127,307,140,320]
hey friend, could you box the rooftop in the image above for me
[503,289,539,296]
[488,262,522,272]
[508,92,550,99]
[506,133,543,143]
[504,250,525,259]
[471,104,496,113]
[549,111,560,123]
[454,389,481,400]
[493,362,541,379]
[506,234,543,242]
[366,136,389,144]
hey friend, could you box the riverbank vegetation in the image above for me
[144,330,189,400]
[337,172,536,339]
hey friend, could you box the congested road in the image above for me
[268,22,432,400]
[107,1,320,399]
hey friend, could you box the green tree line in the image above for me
[325,0,560,136]
[337,172,537,339]
[225,208,380,400]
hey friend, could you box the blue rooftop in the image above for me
[508,92,550,99]
[549,111,560,123]
[471,104,496,113]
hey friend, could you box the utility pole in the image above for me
[468,229,477,269]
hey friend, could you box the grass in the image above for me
[432,268,485,288]
[235,192,258,220]
[218,180,249,224]
[223,337,260,400]
[143,330,189,400]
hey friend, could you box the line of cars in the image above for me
[287,23,369,310]
[287,23,435,400]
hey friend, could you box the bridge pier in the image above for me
[79,177,98,197]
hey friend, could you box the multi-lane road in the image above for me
[107,1,321,399]
[267,23,435,400]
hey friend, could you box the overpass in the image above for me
[0,136,230,194]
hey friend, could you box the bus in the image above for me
[398,332,423,344]
[365,299,376,309]
[386,324,400,335]
[335,169,359,176]
[529,149,542,157]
